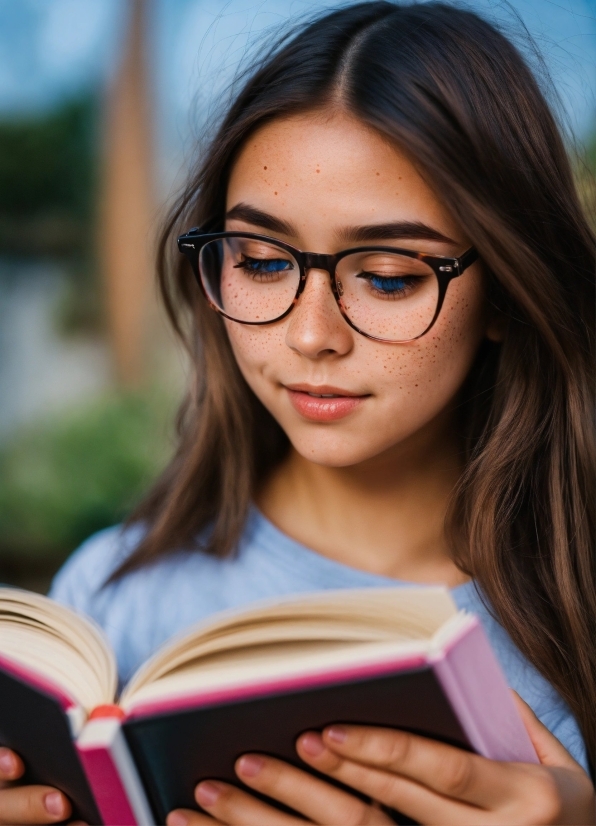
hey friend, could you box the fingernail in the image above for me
[167,812,189,826]
[0,748,15,775]
[326,725,347,744]
[196,780,223,807]
[236,754,265,777]
[44,792,65,818]
[300,732,325,756]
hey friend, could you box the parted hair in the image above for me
[112,2,595,768]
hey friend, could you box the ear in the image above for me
[485,310,507,343]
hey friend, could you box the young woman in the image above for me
[1,2,594,823]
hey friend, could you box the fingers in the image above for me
[233,753,391,824]
[167,808,220,825]
[168,754,393,826]
[316,725,513,808]
[297,732,481,825]
[0,748,24,783]
[183,777,302,826]
[511,692,584,772]
[0,749,72,824]
[0,785,72,824]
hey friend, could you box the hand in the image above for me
[167,751,394,826]
[290,694,595,825]
[167,694,594,825]
[0,747,83,825]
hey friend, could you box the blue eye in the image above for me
[369,275,409,293]
[237,257,292,273]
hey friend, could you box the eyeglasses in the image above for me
[177,230,479,343]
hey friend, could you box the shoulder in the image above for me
[49,524,229,681]
[48,523,223,624]
[49,524,143,612]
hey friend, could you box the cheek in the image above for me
[224,321,287,382]
[379,270,486,405]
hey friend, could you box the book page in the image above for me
[0,589,116,713]
[121,637,432,712]
[122,587,456,706]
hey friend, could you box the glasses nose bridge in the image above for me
[303,251,337,279]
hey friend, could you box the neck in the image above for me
[257,414,468,587]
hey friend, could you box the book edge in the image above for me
[123,652,429,720]
[0,588,118,702]
[0,653,77,712]
[429,618,539,763]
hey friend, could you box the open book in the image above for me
[0,586,537,825]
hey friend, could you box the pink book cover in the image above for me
[77,744,140,826]
[429,617,538,763]
[76,714,154,826]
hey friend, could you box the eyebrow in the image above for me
[339,221,455,245]
[225,203,455,245]
[225,204,294,236]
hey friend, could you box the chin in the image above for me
[288,430,387,468]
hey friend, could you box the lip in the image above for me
[285,383,364,397]
[284,384,369,422]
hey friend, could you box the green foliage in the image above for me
[0,392,173,560]
[0,95,98,259]
[0,96,97,219]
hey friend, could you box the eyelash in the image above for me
[234,256,294,280]
[357,273,419,299]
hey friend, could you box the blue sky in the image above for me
[0,0,594,183]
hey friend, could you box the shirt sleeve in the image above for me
[49,525,137,616]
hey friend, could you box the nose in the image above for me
[284,268,354,359]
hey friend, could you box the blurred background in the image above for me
[0,0,594,592]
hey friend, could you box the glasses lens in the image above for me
[199,236,300,323]
[336,251,439,341]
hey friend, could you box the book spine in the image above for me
[77,717,155,826]
[429,618,538,763]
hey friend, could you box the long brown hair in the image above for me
[115,2,595,765]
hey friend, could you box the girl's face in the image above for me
[225,111,492,468]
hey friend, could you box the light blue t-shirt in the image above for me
[49,507,589,772]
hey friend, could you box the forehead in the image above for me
[226,110,461,244]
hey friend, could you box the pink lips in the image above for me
[285,385,368,422]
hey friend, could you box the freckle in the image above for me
[316,169,320,173]
[376,172,380,176]
[274,191,278,195]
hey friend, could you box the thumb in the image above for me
[512,691,581,770]
[0,748,24,783]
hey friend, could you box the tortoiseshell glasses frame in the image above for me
[177,229,479,343]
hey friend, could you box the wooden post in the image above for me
[100,0,154,386]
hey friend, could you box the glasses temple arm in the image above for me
[458,247,479,273]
